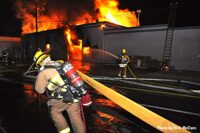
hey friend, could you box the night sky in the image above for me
[0,0,200,37]
[0,0,21,37]
[119,0,200,27]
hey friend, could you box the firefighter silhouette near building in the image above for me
[33,49,92,133]
[118,49,130,78]
[1,49,9,63]
[0,48,15,67]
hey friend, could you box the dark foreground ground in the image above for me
[0,62,200,133]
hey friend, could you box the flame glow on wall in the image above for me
[64,28,83,61]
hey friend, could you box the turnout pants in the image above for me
[49,99,85,133]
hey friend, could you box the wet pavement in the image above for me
[0,62,200,133]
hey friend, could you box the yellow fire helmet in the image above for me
[33,49,49,67]
[122,48,126,54]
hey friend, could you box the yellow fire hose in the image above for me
[77,70,190,133]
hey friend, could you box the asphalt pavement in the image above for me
[0,62,200,133]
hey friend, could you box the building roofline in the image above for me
[76,21,125,29]
[0,36,21,42]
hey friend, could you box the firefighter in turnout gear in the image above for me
[118,48,130,78]
[34,49,86,133]
[1,48,10,64]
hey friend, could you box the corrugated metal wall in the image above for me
[80,23,200,71]
[20,23,200,71]
[103,25,200,71]
[104,25,167,60]
[172,28,200,71]
[77,22,124,49]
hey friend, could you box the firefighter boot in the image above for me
[118,70,121,77]
[59,127,71,133]
[123,67,127,78]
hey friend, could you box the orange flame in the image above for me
[100,24,106,30]
[83,47,90,55]
[65,28,82,61]
[15,1,67,34]
[16,0,139,67]
[70,12,96,26]
[16,0,139,34]
[95,0,139,27]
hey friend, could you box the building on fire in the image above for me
[19,21,200,71]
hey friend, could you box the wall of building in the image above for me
[19,22,200,71]
[0,36,21,49]
[80,24,200,71]
[78,22,124,49]
[78,22,125,63]
[172,27,200,71]
[104,25,200,71]
[104,25,167,60]
[21,28,68,61]
[78,24,104,49]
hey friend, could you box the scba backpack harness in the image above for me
[45,61,92,106]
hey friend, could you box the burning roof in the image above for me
[17,0,140,63]
[15,0,139,34]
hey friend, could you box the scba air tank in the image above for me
[62,62,87,95]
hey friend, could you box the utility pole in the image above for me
[35,0,39,50]
[35,0,41,114]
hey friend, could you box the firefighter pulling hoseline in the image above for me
[33,49,91,133]
[118,48,130,78]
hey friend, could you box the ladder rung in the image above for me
[166,34,173,36]
[165,48,172,50]
[165,41,172,42]
[165,46,172,48]
[164,48,172,50]
[163,4,176,64]
[163,58,171,60]
[164,53,171,55]
[164,52,171,54]
[165,41,173,43]
[167,32,173,35]
[166,35,173,37]
[166,32,173,34]
[163,55,171,57]
[164,45,172,47]
[165,40,173,43]
[164,54,170,55]
[164,56,171,58]
[164,47,172,49]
